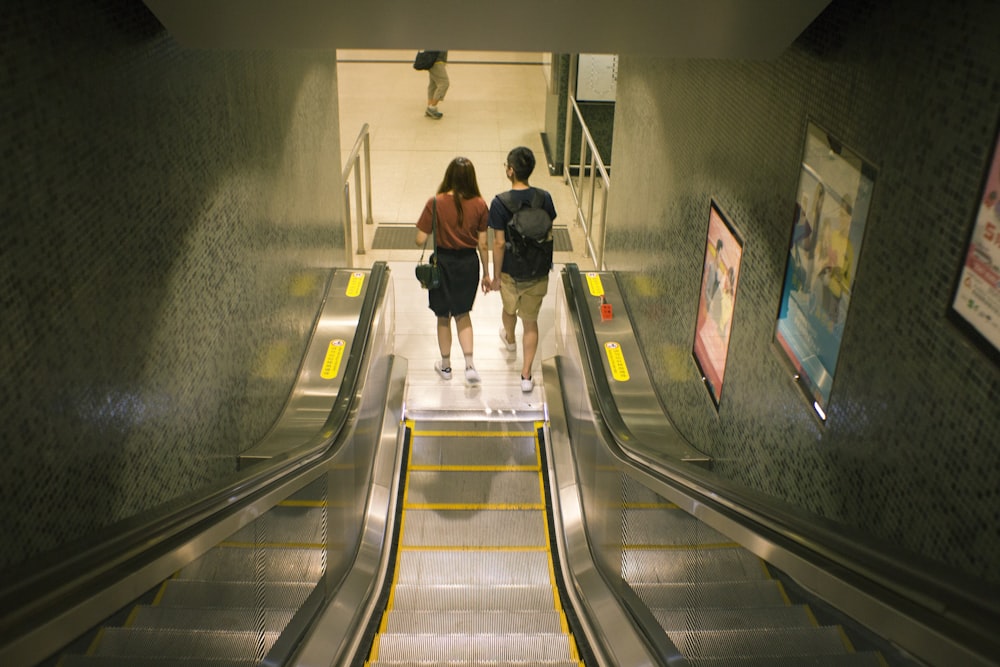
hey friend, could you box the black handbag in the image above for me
[415,199,441,289]
[413,50,439,71]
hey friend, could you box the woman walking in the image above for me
[415,157,491,383]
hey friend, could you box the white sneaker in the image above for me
[520,375,534,392]
[499,325,516,352]
[434,360,452,380]
[465,367,481,384]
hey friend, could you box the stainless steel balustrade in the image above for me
[342,123,375,265]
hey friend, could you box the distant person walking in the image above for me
[488,146,557,392]
[416,157,491,384]
[425,50,449,119]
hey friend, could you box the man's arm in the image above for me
[491,228,505,291]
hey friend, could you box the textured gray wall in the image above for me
[606,0,1000,584]
[1,0,343,570]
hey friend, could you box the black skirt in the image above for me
[428,247,480,317]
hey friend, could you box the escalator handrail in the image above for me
[560,263,1000,663]
[0,262,392,660]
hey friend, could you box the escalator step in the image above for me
[623,507,732,546]
[88,627,279,659]
[402,509,546,548]
[652,605,818,631]
[623,544,770,583]
[369,662,582,666]
[409,434,538,468]
[60,658,259,667]
[156,580,315,608]
[380,610,568,634]
[128,605,296,632]
[176,545,325,582]
[686,653,885,666]
[390,584,557,611]
[632,580,789,608]
[406,469,542,505]
[372,633,577,663]
[668,626,857,659]
[395,550,552,587]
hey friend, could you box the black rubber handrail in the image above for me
[0,261,392,659]
[560,262,1000,666]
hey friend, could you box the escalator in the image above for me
[365,419,584,666]
[3,262,998,667]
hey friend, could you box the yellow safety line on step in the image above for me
[400,544,548,552]
[409,464,539,472]
[85,627,106,656]
[151,579,170,605]
[837,625,857,652]
[775,580,792,606]
[412,430,537,438]
[804,605,819,626]
[406,502,545,510]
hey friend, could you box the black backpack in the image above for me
[499,190,554,280]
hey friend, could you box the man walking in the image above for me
[488,146,557,392]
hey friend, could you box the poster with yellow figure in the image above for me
[775,122,877,421]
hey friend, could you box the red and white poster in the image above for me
[952,128,1000,354]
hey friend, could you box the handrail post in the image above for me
[343,183,354,268]
[354,160,365,256]
[363,132,374,226]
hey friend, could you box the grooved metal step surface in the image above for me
[128,606,296,632]
[156,580,315,608]
[89,627,279,659]
[631,580,791,609]
[373,633,576,663]
[177,545,325,582]
[401,509,547,547]
[60,658,260,667]
[389,584,558,611]
[396,550,553,586]
[381,610,568,634]
[686,654,887,666]
[652,605,817,631]
[622,544,770,583]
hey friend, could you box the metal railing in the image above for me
[342,123,374,266]
[563,96,611,270]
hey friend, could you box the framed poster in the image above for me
[949,123,1000,361]
[693,201,744,407]
[774,121,877,422]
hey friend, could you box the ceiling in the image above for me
[141,0,832,60]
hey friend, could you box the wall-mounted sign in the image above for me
[693,201,744,408]
[774,121,877,422]
[950,123,1000,360]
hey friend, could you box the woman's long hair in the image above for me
[437,157,481,229]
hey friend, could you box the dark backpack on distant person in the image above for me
[499,190,554,280]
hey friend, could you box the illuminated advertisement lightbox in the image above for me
[693,201,744,408]
[774,122,877,422]
[950,124,1000,361]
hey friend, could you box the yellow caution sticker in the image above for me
[586,272,605,297]
[346,272,365,297]
[604,341,630,382]
[321,339,346,379]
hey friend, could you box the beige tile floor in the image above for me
[338,51,596,416]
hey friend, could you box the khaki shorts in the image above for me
[500,273,549,322]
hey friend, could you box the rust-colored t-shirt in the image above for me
[417,193,488,249]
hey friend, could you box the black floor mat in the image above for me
[371,225,573,251]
